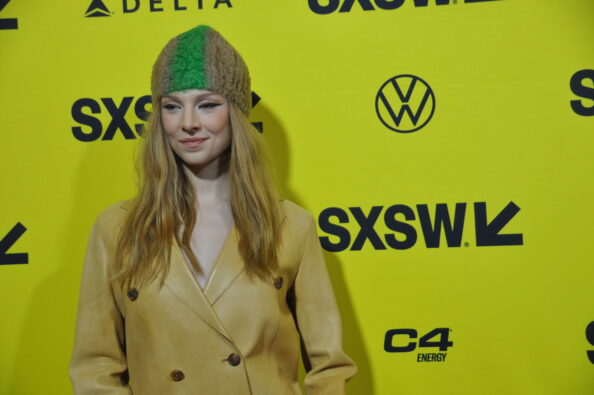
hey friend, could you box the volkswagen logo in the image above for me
[375,74,436,133]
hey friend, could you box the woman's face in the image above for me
[160,89,231,171]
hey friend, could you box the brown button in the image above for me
[127,288,139,301]
[274,276,284,290]
[226,353,241,366]
[170,369,185,381]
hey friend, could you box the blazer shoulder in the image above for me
[280,199,316,231]
[94,198,134,234]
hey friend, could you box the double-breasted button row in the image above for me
[274,276,284,290]
[170,369,185,381]
[127,288,139,301]
[225,353,241,366]
[170,353,239,382]
[170,353,240,382]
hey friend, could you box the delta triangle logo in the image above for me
[85,0,112,17]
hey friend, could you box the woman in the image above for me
[69,24,356,394]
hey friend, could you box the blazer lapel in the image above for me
[163,203,287,341]
[204,200,287,306]
[204,224,244,305]
[203,205,288,304]
[164,237,233,342]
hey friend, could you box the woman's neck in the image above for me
[183,157,230,207]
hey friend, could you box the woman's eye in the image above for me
[200,102,220,109]
[163,103,179,110]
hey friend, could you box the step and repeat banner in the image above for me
[1,0,592,394]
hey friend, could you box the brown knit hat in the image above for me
[151,25,251,115]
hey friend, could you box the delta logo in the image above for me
[85,0,233,17]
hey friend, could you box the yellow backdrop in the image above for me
[1,0,592,393]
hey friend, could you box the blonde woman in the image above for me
[69,25,356,394]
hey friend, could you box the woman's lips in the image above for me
[180,137,208,148]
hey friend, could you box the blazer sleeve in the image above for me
[69,213,131,394]
[292,213,357,395]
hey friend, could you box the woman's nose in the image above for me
[181,109,201,133]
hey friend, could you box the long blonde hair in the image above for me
[114,101,283,289]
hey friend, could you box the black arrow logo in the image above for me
[474,202,523,246]
[0,0,19,30]
[85,0,111,17]
[0,222,28,265]
[250,91,263,133]
[586,321,594,364]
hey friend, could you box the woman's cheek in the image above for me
[208,104,229,132]
[161,112,178,135]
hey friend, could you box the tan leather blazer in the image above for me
[69,199,356,394]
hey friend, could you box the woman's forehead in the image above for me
[162,89,224,100]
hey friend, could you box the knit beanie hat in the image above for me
[151,25,251,115]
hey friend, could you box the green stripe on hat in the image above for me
[167,25,210,94]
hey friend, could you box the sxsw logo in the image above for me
[71,93,263,142]
[570,69,594,116]
[0,0,18,29]
[308,0,501,15]
[71,95,151,141]
[375,74,435,133]
[85,0,233,17]
[318,201,523,252]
